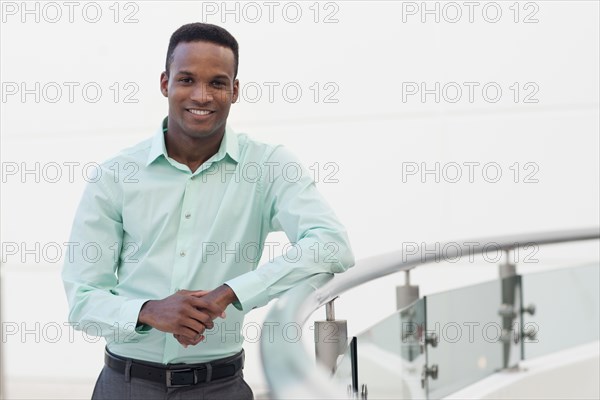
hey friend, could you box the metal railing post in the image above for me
[314,297,348,374]
[498,249,522,369]
[397,269,419,310]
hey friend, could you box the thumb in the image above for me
[184,290,211,297]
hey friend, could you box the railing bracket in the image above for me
[421,364,439,389]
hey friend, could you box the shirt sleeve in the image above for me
[61,166,152,341]
[225,146,355,311]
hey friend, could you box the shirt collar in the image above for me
[146,117,239,167]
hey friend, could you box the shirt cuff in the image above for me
[224,272,270,312]
[119,298,153,335]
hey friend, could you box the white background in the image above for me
[1,1,599,398]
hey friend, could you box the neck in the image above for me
[164,129,224,173]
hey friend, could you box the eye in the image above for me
[178,77,193,84]
[212,81,226,88]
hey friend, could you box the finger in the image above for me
[188,290,210,297]
[174,334,189,348]
[177,289,209,297]
[174,333,204,347]
[181,318,207,335]
[178,290,210,296]
[190,312,214,329]
[185,308,214,330]
[201,319,214,330]
[189,297,222,318]
[189,334,205,345]
[176,335,204,346]
[175,326,205,341]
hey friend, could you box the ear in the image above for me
[231,79,239,103]
[160,71,169,97]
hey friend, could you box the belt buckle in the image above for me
[166,368,196,388]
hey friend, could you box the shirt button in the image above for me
[185,212,191,219]
[180,251,186,257]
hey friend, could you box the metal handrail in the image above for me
[260,227,600,399]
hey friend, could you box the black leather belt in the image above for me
[104,348,244,388]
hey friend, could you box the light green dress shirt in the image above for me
[61,118,354,364]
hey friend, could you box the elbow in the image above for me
[305,228,355,273]
[65,296,84,329]
[62,279,86,328]
[66,308,82,329]
[332,239,355,273]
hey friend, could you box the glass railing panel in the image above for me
[332,299,427,399]
[521,263,599,359]
[331,338,354,396]
[425,279,504,399]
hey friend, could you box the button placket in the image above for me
[170,177,196,294]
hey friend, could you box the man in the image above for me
[62,23,354,400]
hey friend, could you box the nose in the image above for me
[190,83,214,104]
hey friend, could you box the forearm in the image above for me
[62,278,150,338]
[225,231,354,311]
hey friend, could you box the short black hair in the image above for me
[165,23,239,78]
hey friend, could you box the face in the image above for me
[160,41,239,140]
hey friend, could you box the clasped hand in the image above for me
[138,286,235,348]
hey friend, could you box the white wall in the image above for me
[1,1,598,398]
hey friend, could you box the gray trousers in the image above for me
[92,352,254,400]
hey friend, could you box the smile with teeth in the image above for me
[188,109,214,116]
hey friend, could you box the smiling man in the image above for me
[62,23,354,400]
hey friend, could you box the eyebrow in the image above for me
[175,70,231,80]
